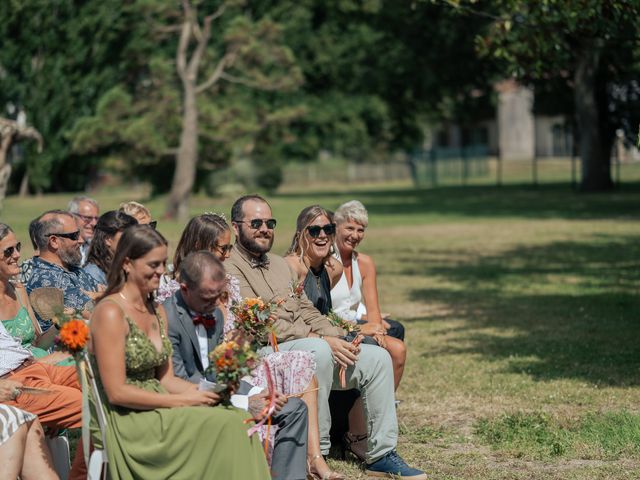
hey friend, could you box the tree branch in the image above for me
[176,14,191,83]
[219,71,285,91]
[195,52,236,94]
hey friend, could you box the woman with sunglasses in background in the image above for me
[0,223,71,365]
[285,205,407,460]
[118,201,157,229]
[284,206,343,314]
[84,211,138,286]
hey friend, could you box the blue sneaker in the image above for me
[365,450,427,479]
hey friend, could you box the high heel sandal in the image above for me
[342,432,367,462]
[306,454,346,480]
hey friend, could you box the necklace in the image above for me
[308,265,323,291]
[119,291,149,314]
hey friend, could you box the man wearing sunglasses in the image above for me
[25,210,100,331]
[226,195,427,480]
[68,195,99,264]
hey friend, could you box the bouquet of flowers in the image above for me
[52,308,90,362]
[207,339,259,404]
[327,310,359,334]
[230,297,282,350]
[327,311,364,388]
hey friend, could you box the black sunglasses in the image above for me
[46,231,81,241]
[215,243,233,255]
[148,221,158,230]
[306,223,336,238]
[3,242,21,258]
[238,218,277,230]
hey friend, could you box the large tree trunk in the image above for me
[574,48,613,191]
[166,84,198,220]
[0,163,11,211]
[19,171,29,197]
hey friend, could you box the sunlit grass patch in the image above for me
[475,410,640,460]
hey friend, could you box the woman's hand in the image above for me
[323,336,359,368]
[358,322,386,336]
[373,333,387,348]
[173,389,221,407]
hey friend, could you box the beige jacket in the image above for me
[225,244,343,343]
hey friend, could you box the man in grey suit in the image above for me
[165,251,309,480]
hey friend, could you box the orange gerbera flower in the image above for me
[59,319,89,351]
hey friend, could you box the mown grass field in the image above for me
[2,179,639,479]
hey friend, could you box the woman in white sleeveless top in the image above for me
[331,201,406,390]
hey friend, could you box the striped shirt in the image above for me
[0,405,36,446]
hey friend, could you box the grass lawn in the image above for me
[2,181,640,479]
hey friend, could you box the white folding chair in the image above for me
[80,353,109,480]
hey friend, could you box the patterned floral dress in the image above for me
[89,304,270,480]
[1,296,74,366]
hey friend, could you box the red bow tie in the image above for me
[193,314,216,329]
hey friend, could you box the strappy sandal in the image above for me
[342,432,367,462]
[307,454,346,480]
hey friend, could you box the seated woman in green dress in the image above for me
[90,225,270,480]
[0,223,71,366]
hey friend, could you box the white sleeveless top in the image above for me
[331,253,366,323]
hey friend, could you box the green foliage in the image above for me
[472,0,640,143]
[476,410,640,460]
[0,0,141,191]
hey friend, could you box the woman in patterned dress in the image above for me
[89,225,269,479]
[0,223,70,365]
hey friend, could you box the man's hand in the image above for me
[323,336,359,368]
[0,379,24,402]
[248,390,287,418]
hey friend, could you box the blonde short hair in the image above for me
[334,200,368,228]
[119,201,150,219]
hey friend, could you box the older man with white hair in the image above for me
[68,195,99,264]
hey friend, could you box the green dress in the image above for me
[90,311,270,480]
[1,302,74,366]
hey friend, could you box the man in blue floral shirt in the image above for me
[26,210,101,331]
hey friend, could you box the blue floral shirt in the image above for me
[25,257,100,331]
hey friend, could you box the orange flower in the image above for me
[59,319,89,351]
[216,357,234,369]
[245,297,263,308]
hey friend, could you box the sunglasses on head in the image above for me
[215,243,233,255]
[3,242,21,258]
[239,218,277,230]
[46,230,81,241]
[306,223,336,238]
[148,220,158,230]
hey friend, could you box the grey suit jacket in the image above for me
[164,291,224,383]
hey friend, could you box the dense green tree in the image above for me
[466,0,640,191]
[0,0,141,192]
[70,0,302,218]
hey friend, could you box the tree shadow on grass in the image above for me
[277,182,640,221]
[406,235,640,386]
